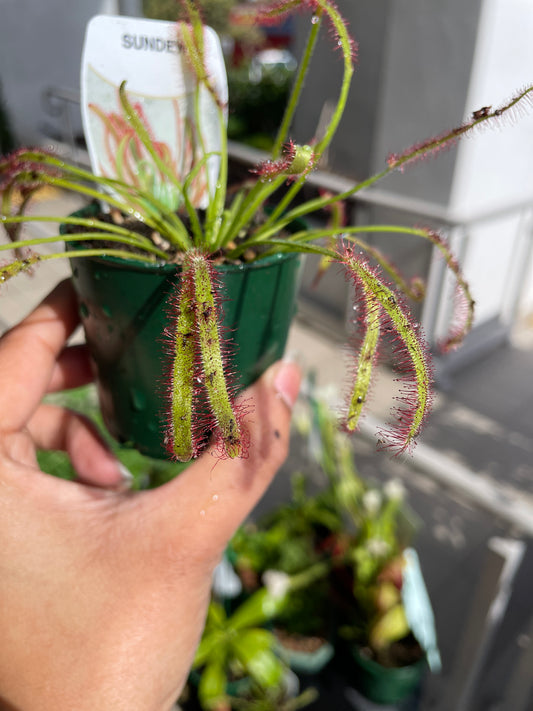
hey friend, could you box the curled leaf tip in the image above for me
[252,141,315,182]
[387,85,533,173]
[340,245,433,454]
[422,228,475,351]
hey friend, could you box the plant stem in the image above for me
[271,9,323,158]
[43,247,159,265]
[255,167,390,245]
[205,95,228,249]
[217,175,286,249]
[0,215,168,258]
[312,0,355,158]
[259,0,355,233]
[33,174,192,252]
[118,82,183,194]
[8,150,192,249]
[0,231,168,260]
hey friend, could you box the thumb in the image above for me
[148,359,301,560]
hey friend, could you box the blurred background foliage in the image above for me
[142,0,264,51]
[142,0,296,150]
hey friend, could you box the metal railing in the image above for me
[228,139,533,360]
[41,86,89,166]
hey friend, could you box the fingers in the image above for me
[148,360,301,562]
[27,404,129,489]
[48,344,94,393]
[0,280,81,432]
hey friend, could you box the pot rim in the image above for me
[67,242,301,274]
[351,643,427,674]
[63,206,302,275]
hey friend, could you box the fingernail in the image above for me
[273,360,301,411]
[115,462,135,492]
[282,349,300,364]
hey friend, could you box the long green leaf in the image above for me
[169,266,197,462]
[191,253,243,459]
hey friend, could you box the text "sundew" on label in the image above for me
[121,34,182,53]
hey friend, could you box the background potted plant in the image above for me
[229,473,338,676]
[187,559,328,710]
[1,0,531,465]
[187,592,288,710]
[298,393,439,705]
[221,390,439,706]
[227,685,318,711]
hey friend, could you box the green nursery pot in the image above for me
[278,638,335,676]
[65,208,302,459]
[350,646,426,706]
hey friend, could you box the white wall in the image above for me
[0,0,119,144]
[450,0,533,212]
[450,0,533,323]
[371,0,482,206]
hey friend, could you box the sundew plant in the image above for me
[1,0,532,462]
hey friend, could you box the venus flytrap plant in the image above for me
[0,0,531,462]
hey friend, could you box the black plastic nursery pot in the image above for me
[64,209,302,460]
[350,645,426,706]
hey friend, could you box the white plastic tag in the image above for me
[80,15,228,210]
[402,548,442,672]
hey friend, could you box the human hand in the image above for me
[0,280,301,711]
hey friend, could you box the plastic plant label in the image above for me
[80,15,228,211]
[401,548,442,672]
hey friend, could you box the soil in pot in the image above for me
[275,628,335,676]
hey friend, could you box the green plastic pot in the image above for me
[350,645,426,706]
[277,637,334,676]
[65,207,302,459]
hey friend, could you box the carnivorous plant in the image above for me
[1,0,531,461]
